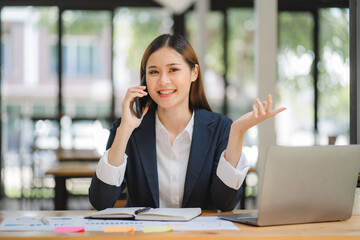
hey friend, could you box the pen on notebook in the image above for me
[135,207,151,215]
[41,217,50,225]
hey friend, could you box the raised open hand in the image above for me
[225,94,286,167]
[232,94,286,134]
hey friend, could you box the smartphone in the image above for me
[135,75,149,119]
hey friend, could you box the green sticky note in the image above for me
[141,226,173,233]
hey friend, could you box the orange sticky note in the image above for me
[104,226,135,233]
[54,226,85,233]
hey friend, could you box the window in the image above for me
[227,9,255,120]
[277,9,350,146]
[277,12,315,146]
[62,10,112,118]
[61,39,101,77]
[1,6,59,198]
[318,8,349,145]
[1,34,11,76]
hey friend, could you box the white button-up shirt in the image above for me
[96,111,249,208]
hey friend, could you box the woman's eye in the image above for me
[149,70,158,74]
[170,68,179,72]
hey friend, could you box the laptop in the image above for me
[218,145,360,226]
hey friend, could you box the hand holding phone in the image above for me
[135,75,149,119]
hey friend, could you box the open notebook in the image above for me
[85,207,201,221]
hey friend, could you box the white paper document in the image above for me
[0,216,239,232]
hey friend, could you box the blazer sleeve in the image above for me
[210,118,244,211]
[88,118,127,210]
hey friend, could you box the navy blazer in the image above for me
[89,108,243,211]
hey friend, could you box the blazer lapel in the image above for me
[133,109,159,207]
[182,109,215,207]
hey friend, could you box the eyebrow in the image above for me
[148,63,181,69]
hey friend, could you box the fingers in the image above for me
[266,94,272,114]
[122,86,148,113]
[128,86,147,98]
[256,98,265,115]
[253,94,286,118]
[123,86,147,105]
[129,85,146,92]
[272,107,287,116]
[253,104,258,118]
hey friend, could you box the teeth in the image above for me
[159,90,175,94]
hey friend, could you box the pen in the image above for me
[41,217,50,225]
[135,207,151,215]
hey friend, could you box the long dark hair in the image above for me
[140,34,212,112]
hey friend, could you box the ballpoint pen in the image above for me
[134,207,151,215]
[41,217,50,225]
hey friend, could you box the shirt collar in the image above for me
[155,110,195,141]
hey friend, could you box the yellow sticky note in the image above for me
[104,226,135,233]
[141,226,173,233]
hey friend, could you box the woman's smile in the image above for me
[158,89,177,98]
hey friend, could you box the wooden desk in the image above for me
[45,162,96,210]
[57,149,101,162]
[0,210,360,239]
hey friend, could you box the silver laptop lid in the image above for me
[257,145,360,226]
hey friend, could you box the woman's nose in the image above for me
[159,73,170,83]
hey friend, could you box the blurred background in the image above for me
[0,0,354,210]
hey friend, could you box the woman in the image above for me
[89,34,286,211]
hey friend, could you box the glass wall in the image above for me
[277,9,350,146]
[227,9,255,120]
[60,10,113,151]
[1,7,59,198]
[318,8,349,145]
[1,7,59,118]
[62,10,112,119]
[277,12,315,146]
